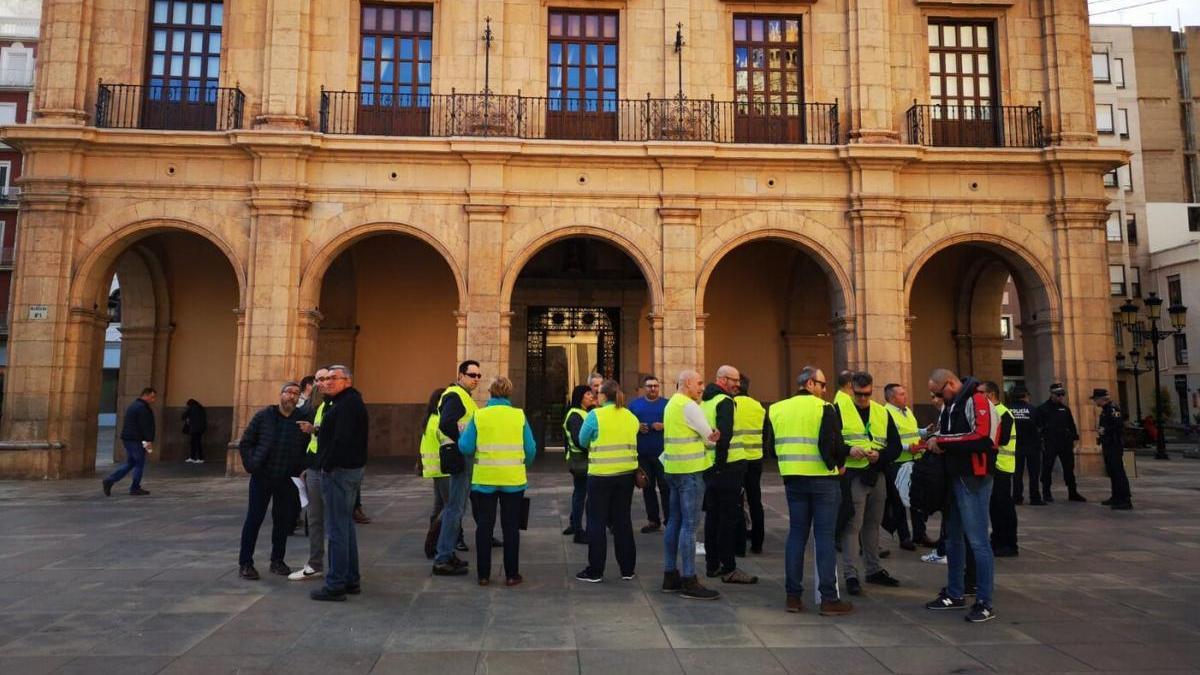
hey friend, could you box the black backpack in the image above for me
[909,451,948,515]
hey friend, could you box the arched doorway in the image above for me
[700,238,851,403]
[312,232,460,456]
[907,240,1057,418]
[507,237,653,449]
[91,231,241,468]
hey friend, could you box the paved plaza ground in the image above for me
[1,454,1199,674]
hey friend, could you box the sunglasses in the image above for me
[853,391,872,398]
[464,373,482,379]
[812,380,826,387]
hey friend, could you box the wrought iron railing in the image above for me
[906,102,1044,148]
[0,246,14,267]
[96,82,245,131]
[320,89,840,145]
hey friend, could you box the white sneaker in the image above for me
[195,459,205,464]
[921,552,948,565]
[184,458,195,463]
[288,565,321,581]
[695,542,706,555]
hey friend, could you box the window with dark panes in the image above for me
[357,4,433,135]
[733,15,804,142]
[1169,275,1183,305]
[1110,264,1126,297]
[1127,214,1139,245]
[546,9,618,140]
[146,1,223,99]
[1175,333,1188,366]
[1131,267,1141,298]
[928,21,998,145]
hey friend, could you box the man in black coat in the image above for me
[1092,389,1133,510]
[1008,387,1043,505]
[1037,383,1085,503]
[103,387,157,496]
[237,382,311,580]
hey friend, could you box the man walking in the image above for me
[836,372,902,595]
[768,366,853,616]
[1008,387,1044,505]
[662,370,721,600]
[629,375,669,533]
[734,375,766,554]
[982,382,1019,556]
[103,388,157,497]
[310,365,369,601]
[1093,389,1133,510]
[291,368,329,581]
[702,365,757,584]
[884,383,933,548]
[431,360,482,576]
[237,382,310,580]
[1038,383,1085,503]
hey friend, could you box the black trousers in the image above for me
[989,474,1018,550]
[881,462,925,543]
[1041,441,1078,494]
[742,459,765,552]
[704,462,747,574]
[188,433,204,461]
[586,473,637,577]
[238,474,299,567]
[1102,443,1132,503]
[1013,444,1042,500]
[470,490,523,580]
[638,456,670,526]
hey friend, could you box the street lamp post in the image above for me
[1116,348,1152,436]
[1120,293,1188,460]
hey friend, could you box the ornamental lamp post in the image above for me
[1122,292,1188,460]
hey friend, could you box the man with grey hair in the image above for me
[702,365,757,584]
[237,381,312,580]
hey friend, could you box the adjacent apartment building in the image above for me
[0,0,1121,478]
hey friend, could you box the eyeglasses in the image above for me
[812,380,826,387]
[464,373,482,379]
[930,381,950,398]
[646,384,660,388]
[853,390,872,398]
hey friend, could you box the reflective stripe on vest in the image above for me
[702,392,746,463]
[994,403,1016,474]
[838,395,888,469]
[436,385,479,444]
[306,401,326,455]
[563,408,586,460]
[589,405,640,476]
[886,403,921,464]
[662,393,712,474]
[769,395,838,477]
[733,395,766,461]
[471,405,528,487]
[419,413,447,479]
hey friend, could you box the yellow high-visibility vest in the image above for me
[769,394,838,477]
[563,407,586,461]
[702,392,746,463]
[662,393,712,474]
[885,403,921,463]
[994,403,1016,473]
[589,404,639,476]
[436,385,478,444]
[419,413,446,478]
[838,395,888,470]
[471,405,528,487]
[733,395,766,461]
[306,401,326,455]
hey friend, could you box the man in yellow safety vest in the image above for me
[982,381,1019,556]
[431,360,483,576]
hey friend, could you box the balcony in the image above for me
[0,247,13,268]
[0,17,38,40]
[320,90,840,145]
[0,67,33,88]
[906,103,1044,148]
[0,187,19,206]
[95,83,245,132]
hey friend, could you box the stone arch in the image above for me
[499,224,663,313]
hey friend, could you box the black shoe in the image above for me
[310,587,347,602]
[101,479,113,497]
[679,576,720,600]
[455,540,469,552]
[899,540,916,552]
[449,555,469,569]
[562,526,578,536]
[1111,501,1133,511]
[925,589,966,610]
[432,562,468,576]
[1013,495,1025,505]
[865,570,900,587]
[878,549,890,559]
[492,537,503,547]
[662,570,682,593]
[129,488,150,496]
[965,602,996,623]
[846,578,862,596]
[575,568,603,583]
[706,566,729,579]
[573,533,587,545]
[964,583,977,596]
[1043,492,1055,503]
[1101,497,1115,506]
[239,565,260,580]
[1029,497,1047,506]
[993,546,1019,558]
[1068,492,1087,503]
[345,584,362,595]
[640,522,661,534]
[269,560,291,576]
[750,545,763,555]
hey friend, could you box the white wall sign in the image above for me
[27,305,48,320]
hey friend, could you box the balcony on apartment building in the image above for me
[319,89,841,145]
[906,102,1045,148]
[95,82,245,132]
[0,66,32,89]
[0,17,38,41]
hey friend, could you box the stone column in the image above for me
[257,0,313,129]
[846,0,897,143]
[464,202,508,398]
[1040,0,1097,146]
[659,206,700,381]
[35,0,95,125]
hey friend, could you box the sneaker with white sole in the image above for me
[695,542,706,555]
[184,458,195,463]
[925,588,967,611]
[921,551,947,565]
[288,565,321,581]
[965,602,996,623]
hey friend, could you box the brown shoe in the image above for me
[786,595,803,613]
[721,568,759,585]
[353,507,371,524]
[505,574,523,587]
[819,599,854,616]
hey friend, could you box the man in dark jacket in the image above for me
[1037,383,1085,503]
[183,399,208,463]
[237,382,310,580]
[702,365,756,584]
[103,388,157,496]
[1092,389,1133,510]
[924,369,998,623]
[1008,387,1043,505]
[311,365,369,601]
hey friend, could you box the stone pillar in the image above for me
[1040,0,1097,146]
[35,0,95,125]
[846,0,897,143]
[257,0,312,129]
[648,313,664,383]
[464,202,508,398]
[658,206,700,382]
[291,308,322,380]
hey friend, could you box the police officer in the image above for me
[1008,387,1044,506]
[1036,383,1085,503]
[982,382,1018,557]
[1092,389,1133,511]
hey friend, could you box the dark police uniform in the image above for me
[1008,397,1042,504]
[1037,388,1082,501]
[1095,390,1132,509]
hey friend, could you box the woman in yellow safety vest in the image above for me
[457,376,537,587]
[562,384,596,544]
[574,379,641,582]
[419,387,448,560]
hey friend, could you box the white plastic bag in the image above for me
[895,461,914,509]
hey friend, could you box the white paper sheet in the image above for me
[292,477,308,509]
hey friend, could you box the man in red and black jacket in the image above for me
[922,369,999,624]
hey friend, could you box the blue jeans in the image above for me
[663,472,704,578]
[321,467,363,592]
[946,475,995,607]
[434,470,471,563]
[106,440,147,491]
[784,477,841,601]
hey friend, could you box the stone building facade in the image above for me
[0,0,1122,478]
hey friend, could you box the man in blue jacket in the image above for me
[103,388,157,496]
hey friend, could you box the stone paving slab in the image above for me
[1,457,1199,673]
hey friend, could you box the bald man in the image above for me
[701,365,757,584]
